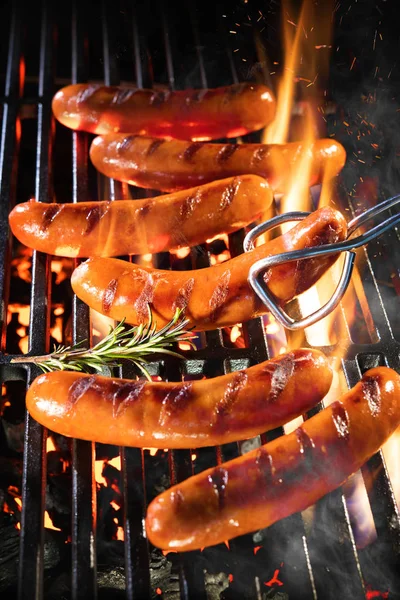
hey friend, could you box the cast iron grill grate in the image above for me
[0,0,400,598]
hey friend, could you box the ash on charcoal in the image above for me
[97,565,125,595]
[203,570,230,599]
[150,548,173,595]
[263,592,289,600]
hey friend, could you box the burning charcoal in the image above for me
[0,513,19,593]
[6,312,24,354]
[8,277,31,305]
[46,474,72,532]
[43,529,68,571]
[208,238,228,255]
[1,419,25,454]
[49,432,72,454]
[0,457,22,489]
[45,572,71,600]
[102,462,122,490]
[95,443,120,461]
[97,492,119,540]
[97,540,124,566]
[47,450,66,476]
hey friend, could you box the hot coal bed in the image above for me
[1,0,400,598]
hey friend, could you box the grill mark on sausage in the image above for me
[209,270,231,322]
[112,381,146,418]
[158,383,193,426]
[150,90,171,106]
[117,135,136,153]
[67,375,97,412]
[208,467,229,511]
[111,88,137,104]
[171,489,184,509]
[216,144,238,164]
[215,371,248,419]
[180,189,202,220]
[185,89,208,105]
[296,427,315,473]
[255,446,275,486]
[331,402,350,440]
[226,83,247,97]
[76,84,100,104]
[362,375,382,416]
[41,205,63,231]
[173,278,195,312]
[84,203,110,236]
[251,145,269,166]
[179,142,204,163]
[146,139,165,157]
[133,272,158,323]
[262,353,295,402]
[219,177,240,211]
[102,278,118,314]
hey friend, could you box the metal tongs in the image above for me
[243,195,400,331]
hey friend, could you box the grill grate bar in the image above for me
[70,2,98,598]
[0,0,22,350]
[19,0,55,596]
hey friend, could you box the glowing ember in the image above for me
[108,455,121,471]
[230,325,242,343]
[178,341,192,351]
[264,568,284,587]
[365,587,389,599]
[171,247,191,259]
[228,574,234,583]
[45,511,61,531]
[95,460,107,486]
[46,437,56,452]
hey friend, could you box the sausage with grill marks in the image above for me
[70,207,347,331]
[8,176,273,257]
[89,134,346,193]
[52,82,276,140]
[145,366,400,551]
[26,349,332,449]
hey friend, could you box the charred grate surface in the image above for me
[0,0,399,599]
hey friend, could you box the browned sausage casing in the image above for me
[89,134,346,193]
[26,349,332,449]
[52,83,276,140]
[145,366,400,551]
[8,176,272,257]
[70,207,347,331]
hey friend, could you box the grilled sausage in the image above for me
[52,82,276,140]
[145,366,400,551]
[71,207,347,331]
[26,348,332,449]
[8,176,273,258]
[89,134,346,193]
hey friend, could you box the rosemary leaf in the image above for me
[11,308,196,375]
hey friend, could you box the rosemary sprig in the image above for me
[11,308,196,381]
